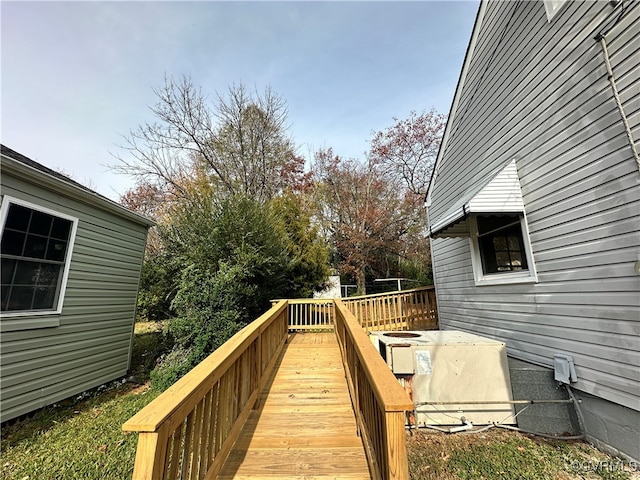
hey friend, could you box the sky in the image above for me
[2,0,479,201]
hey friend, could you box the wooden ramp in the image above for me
[218,333,371,479]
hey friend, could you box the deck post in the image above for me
[130,425,170,480]
[384,411,410,480]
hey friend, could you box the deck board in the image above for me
[218,333,371,479]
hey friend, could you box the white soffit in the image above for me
[429,159,524,238]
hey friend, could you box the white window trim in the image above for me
[468,214,538,286]
[544,0,568,22]
[0,195,79,319]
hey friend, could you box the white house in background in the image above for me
[426,0,639,460]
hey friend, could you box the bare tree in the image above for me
[114,76,297,203]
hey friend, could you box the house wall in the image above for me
[0,171,148,423]
[428,0,639,459]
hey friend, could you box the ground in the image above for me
[1,323,637,480]
[406,428,639,480]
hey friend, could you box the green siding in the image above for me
[0,168,148,422]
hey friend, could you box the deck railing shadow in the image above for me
[124,287,438,480]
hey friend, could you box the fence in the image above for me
[333,299,414,480]
[122,301,288,480]
[342,286,438,332]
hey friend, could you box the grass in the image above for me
[1,385,159,480]
[407,428,637,480]
[2,322,637,480]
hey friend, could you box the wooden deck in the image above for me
[218,333,371,479]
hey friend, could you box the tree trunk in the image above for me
[356,269,367,296]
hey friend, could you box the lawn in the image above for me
[407,428,638,480]
[1,383,158,479]
[1,322,637,480]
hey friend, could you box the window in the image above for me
[1,197,77,315]
[469,214,537,286]
[477,216,528,274]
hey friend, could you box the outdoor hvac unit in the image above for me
[370,330,516,426]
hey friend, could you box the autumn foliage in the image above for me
[369,109,446,197]
[312,147,428,294]
[115,76,443,386]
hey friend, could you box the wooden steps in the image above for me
[218,333,371,479]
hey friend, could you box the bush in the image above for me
[135,256,175,322]
[147,193,331,390]
[150,262,254,390]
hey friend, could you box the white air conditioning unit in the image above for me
[370,330,516,426]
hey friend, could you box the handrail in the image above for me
[341,285,433,301]
[122,300,289,480]
[283,298,334,332]
[333,299,414,480]
[342,286,438,332]
[124,289,438,479]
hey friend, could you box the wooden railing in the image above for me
[122,300,289,480]
[124,289,438,479]
[342,286,438,332]
[333,299,414,480]
[283,298,334,332]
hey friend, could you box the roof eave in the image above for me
[425,0,488,209]
[1,154,156,228]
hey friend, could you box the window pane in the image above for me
[29,211,54,236]
[508,236,521,250]
[13,261,41,285]
[13,261,60,286]
[495,252,511,271]
[36,263,61,286]
[510,252,523,270]
[1,230,26,256]
[1,284,10,310]
[51,217,72,240]
[46,239,67,261]
[493,236,507,250]
[7,286,35,311]
[1,258,16,283]
[5,204,30,231]
[33,286,57,310]
[23,234,48,259]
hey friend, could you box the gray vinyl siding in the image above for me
[0,171,148,422]
[429,0,640,412]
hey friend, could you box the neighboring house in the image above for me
[0,145,154,423]
[426,0,639,461]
